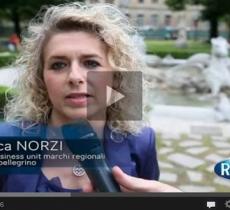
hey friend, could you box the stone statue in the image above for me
[214,93,230,121]
[160,36,230,95]
[204,37,230,96]
[175,15,188,48]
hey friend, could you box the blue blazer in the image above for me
[0,122,159,192]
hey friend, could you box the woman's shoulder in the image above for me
[126,126,159,180]
[106,126,156,148]
[126,126,156,148]
[0,121,21,136]
[126,126,158,164]
[0,121,44,137]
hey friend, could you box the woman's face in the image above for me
[43,31,113,126]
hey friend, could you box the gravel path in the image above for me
[150,116,230,192]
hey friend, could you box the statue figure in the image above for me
[214,93,230,121]
[162,36,230,96]
[175,14,188,48]
[204,37,230,96]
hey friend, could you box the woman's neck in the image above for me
[49,113,106,139]
[88,120,106,139]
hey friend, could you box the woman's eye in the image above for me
[84,60,101,69]
[50,62,67,70]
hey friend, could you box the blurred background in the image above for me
[0,0,230,192]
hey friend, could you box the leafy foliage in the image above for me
[166,0,230,39]
[0,0,84,36]
[146,40,211,59]
[0,85,15,119]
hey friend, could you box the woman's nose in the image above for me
[68,62,85,86]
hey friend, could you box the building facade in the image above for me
[86,0,228,40]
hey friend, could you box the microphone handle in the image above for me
[60,121,121,192]
[81,160,121,192]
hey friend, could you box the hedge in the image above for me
[0,86,7,118]
[146,50,197,59]
[0,86,15,119]
[145,40,211,59]
[0,53,17,68]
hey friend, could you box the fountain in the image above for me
[145,36,230,122]
[146,36,230,96]
[214,93,230,122]
[204,37,230,96]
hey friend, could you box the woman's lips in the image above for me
[65,93,92,107]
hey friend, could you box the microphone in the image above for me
[61,120,121,192]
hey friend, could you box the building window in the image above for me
[89,0,98,3]
[105,0,114,3]
[193,19,199,28]
[139,0,144,3]
[152,0,158,3]
[164,14,172,26]
[137,14,144,26]
[119,0,129,7]
[151,14,158,27]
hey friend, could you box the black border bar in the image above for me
[0,193,229,210]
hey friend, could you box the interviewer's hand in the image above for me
[112,166,182,192]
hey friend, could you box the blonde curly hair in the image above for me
[5,2,149,134]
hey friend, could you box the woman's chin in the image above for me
[68,113,88,121]
[61,107,106,123]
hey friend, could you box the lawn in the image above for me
[145,40,211,59]
[0,40,212,67]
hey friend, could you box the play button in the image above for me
[87,71,142,121]
[106,86,125,107]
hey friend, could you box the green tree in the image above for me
[223,14,230,40]
[0,0,84,37]
[166,0,230,40]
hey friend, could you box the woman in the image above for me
[0,2,180,192]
